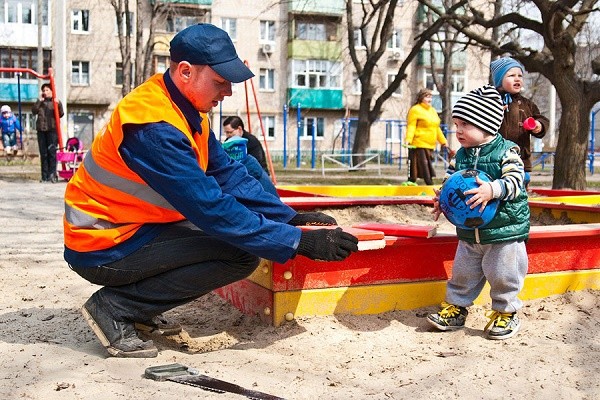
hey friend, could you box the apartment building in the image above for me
[0,0,489,159]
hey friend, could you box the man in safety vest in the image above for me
[64,23,358,358]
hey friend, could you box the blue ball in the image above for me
[439,169,499,229]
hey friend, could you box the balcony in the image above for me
[288,0,344,16]
[0,81,38,102]
[288,88,343,109]
[288,40,342,60]
[152,0,212,5]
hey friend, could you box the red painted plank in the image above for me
[213,279,273,324]
[353,222,437,238]
[298,225,385,241]
[264,225,600,291]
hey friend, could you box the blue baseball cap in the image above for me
[170,23,254,83]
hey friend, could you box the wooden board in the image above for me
[353,222,437,238]
[298,225,385,241]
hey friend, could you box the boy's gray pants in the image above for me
[445,240,528,313]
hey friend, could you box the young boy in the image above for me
[428,85,529,340]
[1,105,22,154]
[491,57,549,187]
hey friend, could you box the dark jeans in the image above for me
[37,130,58,181]
[70,222,260,322]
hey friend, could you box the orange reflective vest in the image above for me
[64,74,210,252]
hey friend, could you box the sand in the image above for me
[0,179,598,400]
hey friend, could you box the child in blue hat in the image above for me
[490,57,549,187]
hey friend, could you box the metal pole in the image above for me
[283,104,287,169]
[296,105,301,169]
[17,72,23,150]
[311,119,316,170]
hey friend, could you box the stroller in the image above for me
[56,137,86,181]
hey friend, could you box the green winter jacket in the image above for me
[454,134,530,244]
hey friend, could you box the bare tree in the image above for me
[346,0,466,165]
[430,0,600,189]
[111,0,134,96]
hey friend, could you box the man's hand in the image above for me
[288,212,337,226]
[296,228,358,261]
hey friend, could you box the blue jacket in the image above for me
[64,72,300,267]
[0,114,22,134]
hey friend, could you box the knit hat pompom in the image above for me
[452,85,504,136]
[490,57,524,88]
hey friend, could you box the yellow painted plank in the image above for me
[271,269,600,326]
[529,194,600,205]
[529,207,600,223]
[278,185,435,198]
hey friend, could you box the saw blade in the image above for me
[168,374,285,400]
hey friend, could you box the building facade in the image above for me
[0,0,490,160]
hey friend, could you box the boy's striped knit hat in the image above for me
[452,85,504,136]
[490,57,524,88]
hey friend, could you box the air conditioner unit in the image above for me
[390,51,402,61]
[261,43,274,54]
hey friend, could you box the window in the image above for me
[221,18,237,41]
[115,62,133,86]
[260,116,275,139]
[166,15,201,33]
[259,68,274,91]
[71,9,89,33]
[154,55,169,74]
[387,29,402,50]
[296,22,326,41]
[387,73,401,96]
[71,61,90,85]
[291,60,342,89]
[0,47,51,77]
[260,20,275,42]
[353,29,367,48]
[424,68,465,93]
[301,117,325,139]
[115,11,135,36]
[1,0,46,24]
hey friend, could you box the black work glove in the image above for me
[288,212,337,226]
[296,228,359,261]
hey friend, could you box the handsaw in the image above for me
[145,363,285,400]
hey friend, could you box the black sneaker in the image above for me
[135,315,182,336]
[485,311,521,340]
[81,296,158,358]
[427,301,468,331]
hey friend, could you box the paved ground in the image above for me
[2,156,600,186]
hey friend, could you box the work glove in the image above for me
[288,212,337,226]
[296,228,359,261]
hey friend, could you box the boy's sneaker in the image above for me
[485,311,520,340]
[135,315,182,336]
[427,301,468,331]
[81,295,158,358]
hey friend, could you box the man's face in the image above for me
[223,124,242,138]
[181,65,232,113]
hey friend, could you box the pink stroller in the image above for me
[56,137,86,181]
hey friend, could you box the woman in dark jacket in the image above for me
[32,83,64,182]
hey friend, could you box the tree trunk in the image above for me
[552,85,590,189]
[351,104,373,168]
